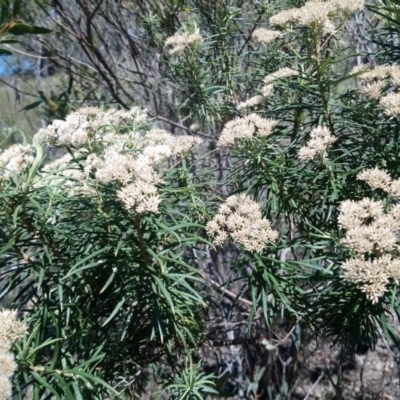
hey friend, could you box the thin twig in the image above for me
[205,277,253,309]
[151,113,213,139]
[303,372,324,400]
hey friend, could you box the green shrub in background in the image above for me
[4,0,400,399]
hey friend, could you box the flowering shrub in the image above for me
[161,0,400,395]
[0,106,213,397]
[5,0,400,398]
[205,0,400,363]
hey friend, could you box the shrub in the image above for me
[4,0,400,398]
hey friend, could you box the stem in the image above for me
[320,152,335,181]
[316,59,335,135]
[19,215,63,260]
[312,29,336,136]
[5,194,63,261]
[14,245,32,263]
[134,214,149,264]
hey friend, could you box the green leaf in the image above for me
[7,22,52,35]
[19,100,43,112]
[101,297,126,326]
[0,48,12,55]
[62,369,119,394]
[52,373,76,400]
[152,275,175,314]
[30,371,61,398]
[62,246,111,279]
[99,271,116,294]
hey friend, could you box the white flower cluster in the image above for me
[237,95,265,111]
[352,64,400,109]
[338,197,400,303]
[111,140,175,214]
[339,198,400,254]
[270,0,364,30]
[357,167,400,197]
[341,256,400,304]
[298,126,337,161]
[380,92,400,117]
[252,28,283,46]
[206,194,278,252]
[261,84,274,97]
[38,107,202,214]
[263,67,299,85]
[34,107,148,148]
[0,310,26,400]
[353,64,400,83]
[0,144,36,179]
[262,68,299,97]
[237,68,298,111]
[362,81,387,99]
[141,129,201,154]
[164,32,202,56]
[217,114,278,147]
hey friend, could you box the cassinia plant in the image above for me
[0,106,217,398]
[4,0,400,398]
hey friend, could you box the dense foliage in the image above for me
[2,0,400,399]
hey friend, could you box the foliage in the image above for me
[0,0,51,56]
[368,0,400,63]
[162,359,218,399]
[0,108,212,397]
[2,0,400,399]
